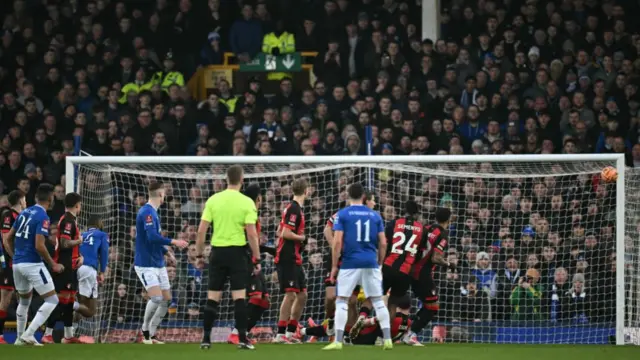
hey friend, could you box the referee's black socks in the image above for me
[234,299,249,343]
[202,299,220,343]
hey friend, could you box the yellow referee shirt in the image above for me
[201,189,257,247]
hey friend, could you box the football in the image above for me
[601,166,618,183]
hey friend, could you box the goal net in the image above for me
[65,155,629,345]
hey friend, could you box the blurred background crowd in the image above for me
[0,0,636,342]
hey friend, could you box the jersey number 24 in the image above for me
[390,232,421,255]
[15,216,32,239]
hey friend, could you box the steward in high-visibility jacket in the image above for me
[119,68,154,104]
[262,20,295,81]
[151,52,185,92]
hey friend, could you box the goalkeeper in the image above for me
[197,165,261,350]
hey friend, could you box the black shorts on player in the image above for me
[276,263,307,293]
[0,268,14,291]
[53,269,78,294]
[208,246,249,291]
[382,265,412,299]
[246,256,268,297]
[412,272,438,303]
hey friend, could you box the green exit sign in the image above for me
[240,53,302,72]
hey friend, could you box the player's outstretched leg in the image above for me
[20,293,58,346]
[322,297,348,351]
[403,303,438,347]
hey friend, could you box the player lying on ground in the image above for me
[134,182,188,345]
[73,215,110,337]
[43,192,93,344]
[324,183,392,351]
[301,295,413,345]
[351,200,423,339]
[402,207,453,346]
[323,191,376,339]
[198,165,261,350]
[0,190,26,344]
[274,179,309,343]
[227,183,272,345]
[3,184,64,346]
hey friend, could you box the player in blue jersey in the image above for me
[323,183,392,351]
[134,181,188,345]
[75,215,109,332]
[2,184,64,346]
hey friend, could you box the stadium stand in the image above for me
[0,0,636,344]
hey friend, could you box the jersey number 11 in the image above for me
[355,219,370,242]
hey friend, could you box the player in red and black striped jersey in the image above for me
[274,179,309,343]
[42,192,90,345]
[382,200,423,317]
[0,190,26,344]
[402,207,453,347]
[322,191,376,341]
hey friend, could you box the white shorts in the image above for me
[77,265,98,298]
[12,263,55,295]
[336,267,383,298]
[134,266,170,291]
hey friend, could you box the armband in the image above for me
[251,256,259,265]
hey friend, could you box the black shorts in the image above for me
[382,265,412,298]
[246,256,268,297]
[208,246,249,291]
[0,266,14,290]
[276,263,306,293]
[53,269,78,293]
[412,273,438,303]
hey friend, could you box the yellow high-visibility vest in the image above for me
[151,71,185,92]
[119,81,154,104]
[219,96,238,113]
[261,32,295,81]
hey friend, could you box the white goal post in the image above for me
[64,154,629,345]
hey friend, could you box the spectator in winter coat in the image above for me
[229,4,263,62]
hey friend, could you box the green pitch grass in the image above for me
[2,343,640,360]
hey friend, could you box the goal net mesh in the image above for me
[70,159,630,344]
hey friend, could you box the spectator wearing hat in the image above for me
[565,273,590,324]
[471,251,497,299]
[510,268,543,322]
[151,51,185,92]
[200,32,223,66]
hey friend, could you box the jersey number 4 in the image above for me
[15,216,32,239]
[391,232,419,255]
[83,236,94,246]
[355,219,370,242]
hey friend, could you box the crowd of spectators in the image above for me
[0,0,636,342]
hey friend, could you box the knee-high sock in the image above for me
[247,298,268,332]
[142,296,162,334]
[202,299,219,342]
[234,299,248,343]
[372,297,391,340]
[24,295,58,337]
[334,298,348,343]
[149,301,168,336]
[410,306,438,334]
[62,302,75,338]
[16,297,31,338]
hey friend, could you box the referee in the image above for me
[196,165,261,350]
